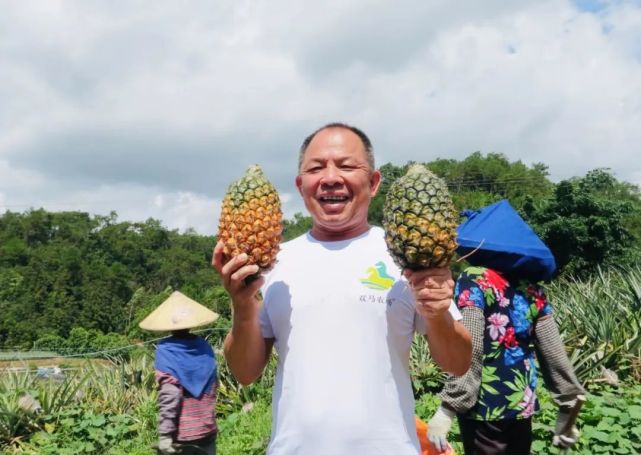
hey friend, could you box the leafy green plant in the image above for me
[216,352,276,418]
[36,372,88,417]
[217,399,272,455]
[532,383,641,454]
[548,266,641,382]
[80,358,156,415]
[19,407,139,454]
[410,335,447,395]
[0,392,40,447]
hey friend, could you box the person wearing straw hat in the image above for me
[139,291,220,455]
[426,200,585,455]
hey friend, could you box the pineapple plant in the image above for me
[382,164,457,269]
[217,165,283,272]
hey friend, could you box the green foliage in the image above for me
[1,358,159,453]
[369,153,553,225]
[217,400,272,455]
[216,351,276,418]
[32,334,65,353]
[0,371,40,447]
[0,210,220,348]
[525,169,641,275]
[428,152,553,212]
[369,162,409,226]
[531,384,641,454]
[547,266,641,382]
[23,407,139,454]
[282,212,312,241]
[410,335,447,395]
[32,329,132,359]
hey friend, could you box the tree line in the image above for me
[0,152,639,349]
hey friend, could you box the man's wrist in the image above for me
[231,299,261,323]
[420,305,453,322]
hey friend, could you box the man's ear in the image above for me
[370,170,382,196]
[295,175,303,196]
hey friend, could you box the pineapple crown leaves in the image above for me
[405,163,431,176]
[403,164,446,186]
[225,164,279,209]
[385,164,451,208]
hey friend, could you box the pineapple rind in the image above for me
[383,165,457,270]
[218,165,283,271]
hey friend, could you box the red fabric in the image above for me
[156,371,217,441]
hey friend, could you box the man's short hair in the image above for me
[298,122,375,171]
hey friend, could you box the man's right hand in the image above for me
[212,240,264,318]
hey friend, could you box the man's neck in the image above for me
[309,223,371,242]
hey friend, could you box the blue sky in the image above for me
[574,0,610,12]
[1,0,640,234]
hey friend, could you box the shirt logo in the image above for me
[360,261,395,290]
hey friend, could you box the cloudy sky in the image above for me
[1,0,640,235]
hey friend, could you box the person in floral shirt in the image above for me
[425,200,585,455]
[457,266,551,422]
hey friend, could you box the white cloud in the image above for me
[1,0,640,234]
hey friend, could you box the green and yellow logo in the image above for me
[360,261,395,290]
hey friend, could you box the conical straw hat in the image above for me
[139,291,219,331]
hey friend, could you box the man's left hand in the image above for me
[404,267,454,320]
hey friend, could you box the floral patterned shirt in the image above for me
[455,266,553,421]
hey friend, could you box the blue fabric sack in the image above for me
[155,335,216,398]
[456,199,557,282]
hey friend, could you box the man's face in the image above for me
[296,127,381,241]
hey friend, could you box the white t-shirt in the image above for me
[259,226,462,455]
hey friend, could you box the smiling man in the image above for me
[213,123,471,455]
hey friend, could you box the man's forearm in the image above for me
[425,315,472,376]
[223,313,271,386]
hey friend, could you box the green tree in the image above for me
[525,169,640,276]
[282,213,312,241]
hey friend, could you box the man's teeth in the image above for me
[321,196,348,202]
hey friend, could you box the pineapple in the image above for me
[217,165,283,271]
[382,164,457,269]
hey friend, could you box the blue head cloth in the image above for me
[155,335,216,398]
[456,199,557,282]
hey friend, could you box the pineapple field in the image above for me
[2,267,641,454]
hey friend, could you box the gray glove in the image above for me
[158,435,177,454]
[553,410,580,449]
[427,405,455,453]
